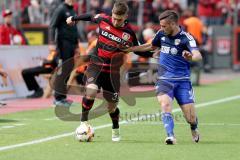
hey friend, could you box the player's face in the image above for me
[4,15,13,25]
[65,0,75,6]
[160,19,174,36]
[112,13,127,28]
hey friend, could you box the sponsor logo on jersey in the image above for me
[161,46,170,54]
[101,30,128,45]
[170,48,178,55]
[174,39,181,45]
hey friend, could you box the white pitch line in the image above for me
[129,122,240,126]
[0,95,239,152]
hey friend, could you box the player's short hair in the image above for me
[112,1,129,15]
[159,10,179,23]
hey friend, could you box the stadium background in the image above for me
[0,1,240,160]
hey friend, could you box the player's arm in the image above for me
[49,7,63,45]
[66,13,104,25]
[66,13,92,25]
[183,36,203,61]
[125,32,159,58]
[0,69,7,78]
[126,43,157,52]
[182,50,202,61]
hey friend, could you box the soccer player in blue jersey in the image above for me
[126,10,202,144]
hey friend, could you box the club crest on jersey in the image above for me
[122,32,130,41]
[174,39,181,45]
[171,48,178,55]
[161,37,166,41]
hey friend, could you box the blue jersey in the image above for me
[152,28,199,80]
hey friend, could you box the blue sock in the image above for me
[161,112,174,137]
[190,117,198,131]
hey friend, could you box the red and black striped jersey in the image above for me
[89,14,139,72]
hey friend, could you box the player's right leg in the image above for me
[81,83,98,122]
[157,94,176,145]
[156,80,176,144]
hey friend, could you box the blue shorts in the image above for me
[155,79,195,105]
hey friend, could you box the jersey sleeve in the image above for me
[151,30,162,47]
[130,30,154,58]
[185,34,199,52]
[91,13,108,24]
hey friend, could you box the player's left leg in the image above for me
[180,103,200,143]
[102,72,121,142]
[175,81,200,143]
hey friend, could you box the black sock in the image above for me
[109,108,120,129]
[190,117,198,130]
[81,97,94,122]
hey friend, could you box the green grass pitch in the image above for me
[0,78,240,160]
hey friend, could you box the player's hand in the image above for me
[49,44,56,51]
[0,71,8,86]
[121,47,132,53]
[152,50,160,59]
[182,50,192,61]
[0,71,7,78]
[66,16,75,26]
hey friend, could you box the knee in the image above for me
[107,103,117,113]
[160,101,172,112]
[186,115,197,124]
[85,83,98,98]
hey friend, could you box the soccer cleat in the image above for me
[191,129,200,143]
[53,99,73,107]
[26,88,43,98]
[112,128,121,142]
[165,136,177,145]
[0,101,6,106]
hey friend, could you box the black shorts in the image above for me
[85,63,120,103]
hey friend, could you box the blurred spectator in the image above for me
[0,64,8,88]
[0,68,7,78]
[49,0,79,106]
[68,30,98,86]
[102,0,113,15]
[127,1,139,23]
[22,0,44,24]
[0,9,26,45]
[183,9,211,72]
[138,27,155,63]
[21,50,58,98]
[90,0,102,14]
[183,9,205,45]
[212,0,230,25]
[0,66,7,105]
[187,0,198,15]
[153,0,182,23]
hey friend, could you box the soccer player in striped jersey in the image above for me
[67,1,153,142]
[126,10,202,144]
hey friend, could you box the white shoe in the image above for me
[165,136,177,145]
[191,129,200,143]
[0,101,6,106]
[112,128,121,142]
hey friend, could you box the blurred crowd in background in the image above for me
[0,0,239,42]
